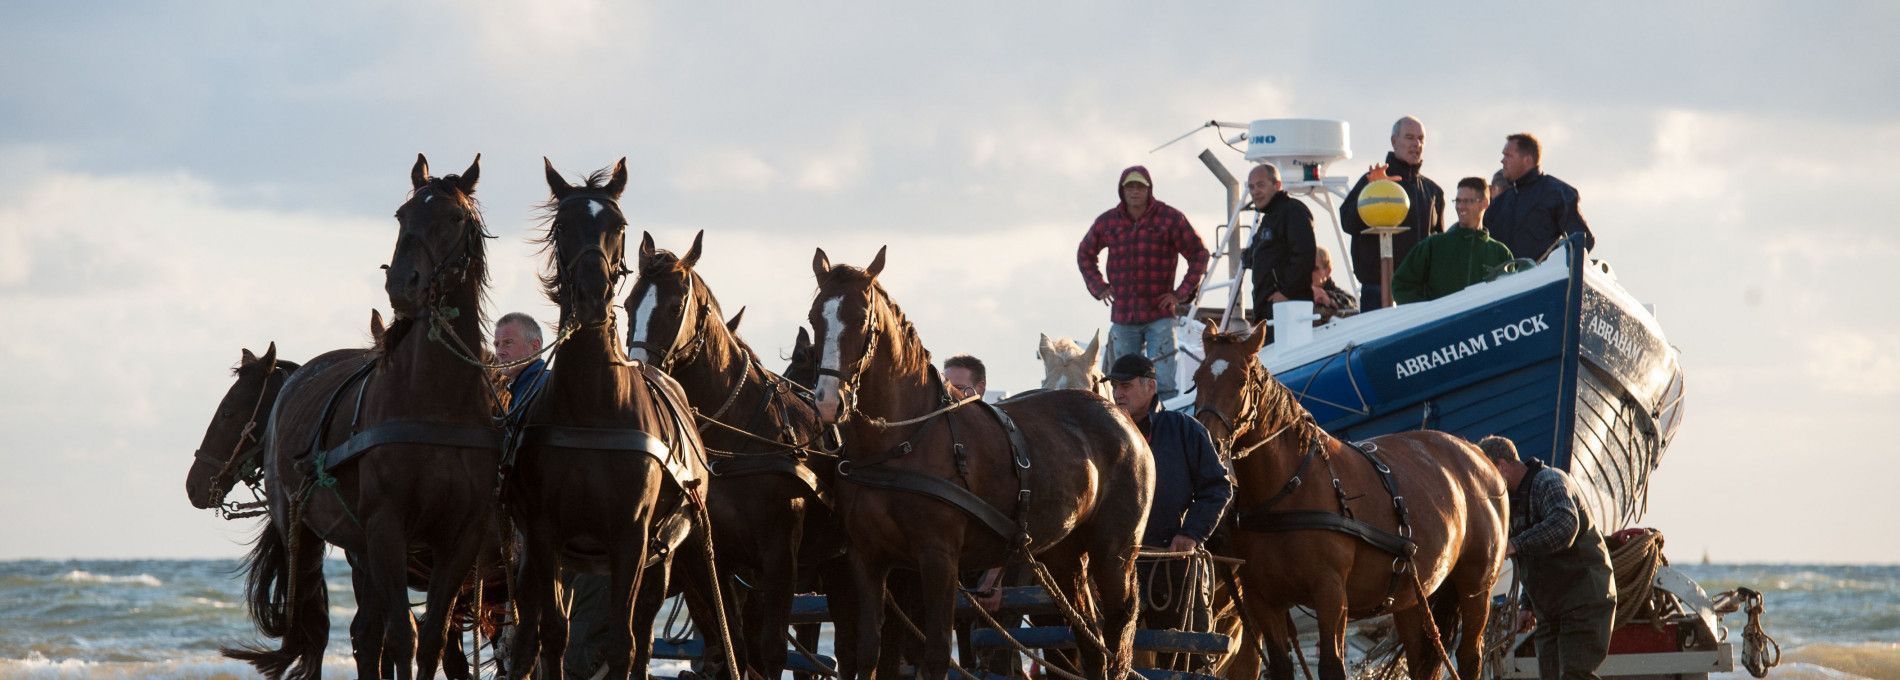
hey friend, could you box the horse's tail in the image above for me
[223,516,330,679]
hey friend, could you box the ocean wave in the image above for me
[54,570,163,587]
[0,652,357,679]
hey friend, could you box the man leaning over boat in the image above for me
[1482,436,1617,680]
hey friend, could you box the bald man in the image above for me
[1340,116,1446,310]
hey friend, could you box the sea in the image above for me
[0,559,1894,679]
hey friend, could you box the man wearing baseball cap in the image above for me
[1078,166,1210,401]
[1105,352,1231,665]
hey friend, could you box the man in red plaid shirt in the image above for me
[1077,165,1210,401]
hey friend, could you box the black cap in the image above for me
[1105,354,1156,382]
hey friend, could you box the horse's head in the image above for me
[1191,319,1280,455]
[625,230,713,370]
[186,343,294,510]
[540,158,630,328]
[1037,330,1103,391]
[386,153,486,318]
[784,326,818,387]
[807,246,891,424]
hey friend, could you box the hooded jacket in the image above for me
[1077,166,1210,325]
[1340,152,1446,286]
[1485,167,1595,260]
[1390,225,1515,303]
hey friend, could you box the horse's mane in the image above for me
[822,266,931,375]
[530,166,620,306]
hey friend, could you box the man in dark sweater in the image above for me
[1107,353,1231,660]
[1481,436,1617,680]
[1487,133,1596,260]
[1340,116,1446,310]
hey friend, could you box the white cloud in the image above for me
[1804,329,1900,397]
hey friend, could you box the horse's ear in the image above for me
[456,153,481,195]
[866,246,888,278]
[1083,330,1102,366]
[260,342,278,371]
[604,157,628,198]
[682,230,704,268]
[638,231,656,261]
[795,326,812,353]
[544,157,572,199]
[812,248,832,279]
[1201,318,1220,340]
[1037,333,1054,360]
[240,347,259,367]
[725,306,746,333]
[1247,319,1271,353]
[369,309,387,345]
[411,153,430,190]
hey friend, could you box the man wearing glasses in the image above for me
[1340,116,1447,310]
[1391,177,1516,303]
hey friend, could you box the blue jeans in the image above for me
[1360,283,1387,311]
[1109,317,1180,401]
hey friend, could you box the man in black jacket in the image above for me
[1487,132,1596,260]
[1244,163,1316,332]
[1340,116,1446,310]
[1107,353,1232,665]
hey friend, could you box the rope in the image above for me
[958,589,1089,680]
[687,490,743,680]
[1713,588,1779,678]
[883,600,986,680]
[1608,529,1668,630]
[782,626,840,679]
[856,394,983,430]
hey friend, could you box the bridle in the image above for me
[194,364,287,517]
[628,277,710,372]
[813,291,883,424]
[552,193,631,331]
[1197,357,1310,461]
[398,185,489,316]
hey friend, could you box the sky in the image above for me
[2,2,1895,563]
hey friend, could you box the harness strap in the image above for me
[1234,510,1415,557]
[318,420,505,473]
[709,455,830,505]
[519,425,669,453]
[837,463,1019,540]
[974,399,1035,550]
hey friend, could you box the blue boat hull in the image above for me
[1260,237,1684,531]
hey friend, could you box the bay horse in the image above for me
[507,159,727,680]
[226,154,505,680]
[625,231,858,678]
[1190,320,1508,680]
[807,247,1153,680]
[186,343,300,515]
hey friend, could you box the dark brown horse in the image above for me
[506,159,724,680]
[625,231,857,678]
[1191,321,1509,680]
[226,154,505,680]
[806,247,1153,680]
[186,343,300,514]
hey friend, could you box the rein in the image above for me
[198,365,287,519]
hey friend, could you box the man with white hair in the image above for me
[494,312,548,416]
[1340,116,1446,310]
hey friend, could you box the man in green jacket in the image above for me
[1391,177,1515,303]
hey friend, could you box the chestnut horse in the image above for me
[227,154,505,680]
[625,231,858,678]
[186,343,300,515]
[1190,321,1508,680]
[807,247,1153,680]
[506,159,725,680]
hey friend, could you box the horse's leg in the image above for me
[607,518,655,680]
[1393,603,1443,680]
[912,543,962,680]
[1311,585,1351,680]
[349,555,387,680]
[750,501,803,678]
[1085,540,1139,680]
[1252,605,1296,680]
[416,527,485,680]
[844,550,891,680]
[364,512,418,680]
[820,556,863,680]
[507,515,556,680]
[1454,589,1490,680]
